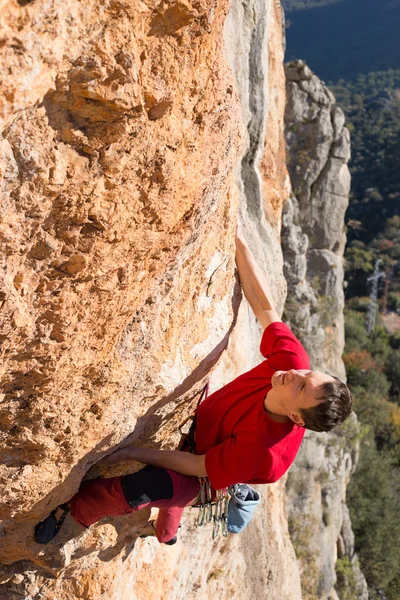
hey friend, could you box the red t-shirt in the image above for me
[195,321,310,490]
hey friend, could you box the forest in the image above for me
[335,70,400,600]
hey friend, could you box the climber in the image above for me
[34,225,352,545]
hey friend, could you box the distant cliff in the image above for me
[282,60,368,600]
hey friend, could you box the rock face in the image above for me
[1,0,242,560]
[282,60,368,600]
[0,1,302,599]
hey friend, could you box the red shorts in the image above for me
[70,470,200,543]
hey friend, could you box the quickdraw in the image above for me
[206,479,213,523]
[196,477,207,527]
[196,478,229,540]
[221,494,229,537]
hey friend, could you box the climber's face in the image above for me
[271,369,335,425]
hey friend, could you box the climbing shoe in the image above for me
[164,535,177,546]
[34,503,70,544]
[139,520,179,545]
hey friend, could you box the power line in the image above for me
[366,259,384,335]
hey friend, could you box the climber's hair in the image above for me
[300,376,353,433]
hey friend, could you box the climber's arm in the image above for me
[98,446,207,477]
[235,226,281,328]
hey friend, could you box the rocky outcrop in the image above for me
[283,60,350,379]
[282,60,368,600]
[0,2,301,599]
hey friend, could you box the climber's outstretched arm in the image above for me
[235,226,281,329]
[98,446,207,478]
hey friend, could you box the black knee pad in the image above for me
[121,466,173,508]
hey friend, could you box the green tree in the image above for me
[347,431,400,598]
[384,351,400,404]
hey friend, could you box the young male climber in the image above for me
[34,227,352,545]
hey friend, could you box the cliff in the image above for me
[0,3,367,599]
[0,1,301,599]
[282,60,368,600]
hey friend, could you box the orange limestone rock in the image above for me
[0,1,299,598]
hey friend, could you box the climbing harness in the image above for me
[178,382,261,540]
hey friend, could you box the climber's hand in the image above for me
[97,447,130,466]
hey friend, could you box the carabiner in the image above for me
[221,494,229,537]
[200,479,206,504]
[206,480,212,503]
[212,516,220,539]
[221,515,228,537]
[197,504,205,527]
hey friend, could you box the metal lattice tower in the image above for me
[366,259,384,336]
